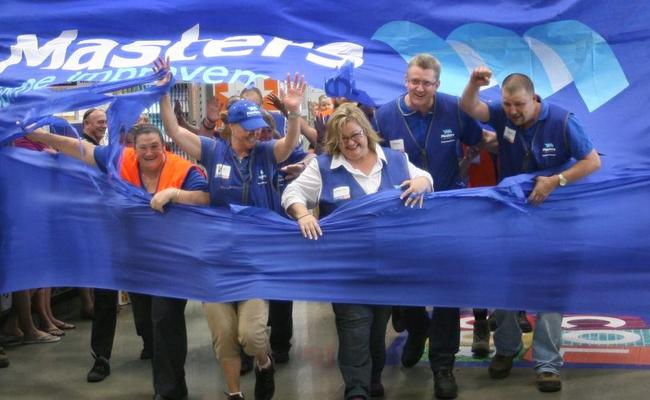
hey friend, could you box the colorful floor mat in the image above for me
[387,313,650,368]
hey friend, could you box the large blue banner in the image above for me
[1,1,649,312]
[1,0,649,168]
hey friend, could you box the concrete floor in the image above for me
[1,300,649,399]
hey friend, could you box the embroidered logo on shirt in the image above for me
[257,169,269,185]
[440,128,455,143]
[542,142,557,157]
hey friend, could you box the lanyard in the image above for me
[518,123,541,173]
[398,99,436,172]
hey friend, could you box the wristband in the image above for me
[287,111,301,120]
[296,213,310,220]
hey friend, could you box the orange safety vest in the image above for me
[119,147,198,192]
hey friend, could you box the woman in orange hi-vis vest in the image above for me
[28,123,207,400]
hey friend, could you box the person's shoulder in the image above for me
[375,95,402,115]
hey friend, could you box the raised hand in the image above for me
[470,66,492,87]
[153,57,172,86]
[265,93,288,117]
[281,73,307,113]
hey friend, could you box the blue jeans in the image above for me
[332,303,391,400]
[493,310,563,374]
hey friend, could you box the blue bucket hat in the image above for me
[226,100,269,131]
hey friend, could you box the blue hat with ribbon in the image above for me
[226,99,268,131]
[324,61,376,107]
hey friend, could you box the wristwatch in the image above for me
[558,173,568,187]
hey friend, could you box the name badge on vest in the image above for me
[215,164,231,179]
[389,139,405,152]
[504,127,517,144]
[332,186,351,200]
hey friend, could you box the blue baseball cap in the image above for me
[226,100,269,131]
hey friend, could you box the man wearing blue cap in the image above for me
[373,53,488,400]
[152,58,306,400]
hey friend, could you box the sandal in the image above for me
[54,321,76,330]
[46,327,65,337]
[22,333,60,345]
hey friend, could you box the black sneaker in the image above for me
[87,355,110,382]
[488,353,516,379]
[225,393,245,400]
[433,368,458,399]
[401,333,426,368]
[254,355,275,400]
[240,352,254,376]
[471,319,490,358]
[518,311,532,333]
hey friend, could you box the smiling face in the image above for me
[134,132,165,174]
[83,109,107,143]
[230,123,261,153]
[404,65,439,114]
[337,121,369,162]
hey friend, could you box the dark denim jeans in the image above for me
[332,303,391,400]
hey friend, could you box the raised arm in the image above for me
[26,129,97,166]
[154,58,202,160]
[273,73,307,163]
[460,66,492,123]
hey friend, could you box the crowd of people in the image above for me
[1,53,600,400]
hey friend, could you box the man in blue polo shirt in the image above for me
[460,66,601,393]
[373,53,488,400]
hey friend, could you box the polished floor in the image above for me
[1,300,649,399]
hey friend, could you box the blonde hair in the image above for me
[324,103,382,156]
[407,53,442,81]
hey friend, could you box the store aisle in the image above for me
[1,300,649,399]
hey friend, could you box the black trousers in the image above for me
[268,300,293,354]
[90,290,187,399]
[402,306,460,370]
[151,296,188,400]
[90,289,152,359]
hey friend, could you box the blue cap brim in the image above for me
[239,116,268,131]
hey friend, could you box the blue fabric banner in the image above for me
[2,146,649,315]
[1,1,649,168]
[1,1,649,314]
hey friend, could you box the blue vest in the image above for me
[374,92,478,191]
[205,138,278,209]
[495,103,571,178]
[317,148,410,218]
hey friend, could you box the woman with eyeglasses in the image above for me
[281,103,433,400]
[152,58,306,400]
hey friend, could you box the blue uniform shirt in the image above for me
[373,92,483,191]
[199,136,278,208]
[487,99,594,179]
